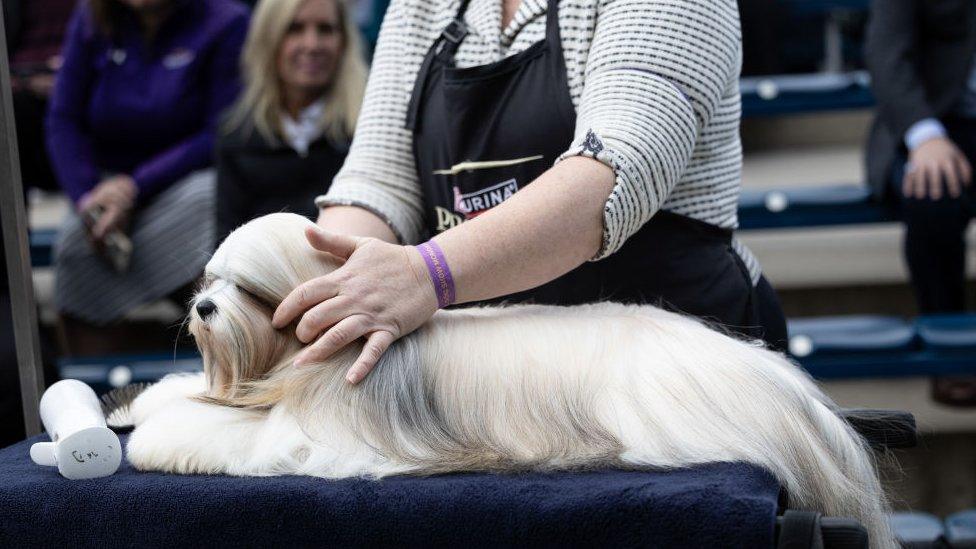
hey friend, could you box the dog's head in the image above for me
[189,213,342,401]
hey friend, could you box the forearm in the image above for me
[431,156,614,304]
[317,206,398,243]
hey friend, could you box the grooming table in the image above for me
[0,434,782,548]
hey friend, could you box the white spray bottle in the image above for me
[29,379,122,479]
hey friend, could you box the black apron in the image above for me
[405,0,785,345]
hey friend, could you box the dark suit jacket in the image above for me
[216,125,349,243]
[864,0,976,198]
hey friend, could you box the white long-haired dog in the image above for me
[126,213,895,548]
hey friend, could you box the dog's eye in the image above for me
[235,284,274,310]
[236,284,259,300]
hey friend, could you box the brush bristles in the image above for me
[101,383,153,429]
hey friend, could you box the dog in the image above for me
[126,212,895,548]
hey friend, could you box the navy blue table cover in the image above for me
[0,435,780,548]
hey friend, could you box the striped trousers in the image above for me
[53,170,215,325]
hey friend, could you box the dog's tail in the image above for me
[620,320,896,548]
[730,347,897,549]
[774,377,895,548]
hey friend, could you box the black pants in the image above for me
[888,117,976,313]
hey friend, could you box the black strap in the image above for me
[778,510,825,549]
[545,0,560,42]
[437,0,473,63]
[405,0,473,130]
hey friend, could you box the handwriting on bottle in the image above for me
[71,450,99,463]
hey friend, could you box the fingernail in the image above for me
[345,371,358,384]
[293,355,306,367]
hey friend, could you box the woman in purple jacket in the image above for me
[46,0,248,349]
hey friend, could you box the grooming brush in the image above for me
[100,382,153,431]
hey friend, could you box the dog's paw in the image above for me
[129,372,206,426]
[126,397,256,475]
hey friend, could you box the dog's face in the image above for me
[189,213,341,399]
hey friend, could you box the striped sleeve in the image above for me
[557,0,741,259]
[314,0,430,244]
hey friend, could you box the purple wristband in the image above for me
[415,240,456,309]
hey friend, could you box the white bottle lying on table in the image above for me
[29,379,122,479]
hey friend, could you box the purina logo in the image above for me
[435,178,521,232]
[453,178,519,218]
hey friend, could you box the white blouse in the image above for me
[316,0,760,281]
[282,99,326,157]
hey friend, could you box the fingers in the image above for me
[902,165,916,199]
[956,154,973,187]
[294,295,352,343]
[305,226,360,259]
[943,158,961,198]
[272,277,340,328]
[92,206,122,240]
[925,163,941,200]
[910,155,972,200]
[345,331,395,384]
[77,193,95,213]
[293,315,369,366]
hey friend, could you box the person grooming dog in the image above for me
[269,0,788,385]
[127,213,896,548]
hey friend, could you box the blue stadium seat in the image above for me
[915,315,976,352]
[944,510,976,548]
[781,0,870,14]
[787,316,924,379]
[738,184,895,230]
[740,71,874,118]
[29,229,57,267]
[788,316,917,357]
[58,353,202,395]
[788,315,976,379]
[889,512,946,549]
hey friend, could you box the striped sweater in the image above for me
[316,0,761,281]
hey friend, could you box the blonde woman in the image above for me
[216,0,367,242]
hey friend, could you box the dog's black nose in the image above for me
[195,299,217,318]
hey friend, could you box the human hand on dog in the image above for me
[272,226,439,384]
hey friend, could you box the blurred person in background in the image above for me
[866,0,976,405]
[216,0,367,243]
[45,0,249,354]
[866,0,976,314]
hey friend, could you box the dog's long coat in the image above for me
[126,213,895,548]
